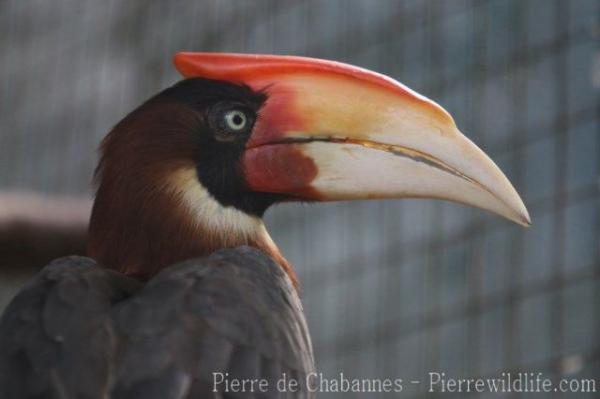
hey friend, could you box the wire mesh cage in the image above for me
[0,0,598,397]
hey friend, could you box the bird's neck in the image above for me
[87,166,297,285]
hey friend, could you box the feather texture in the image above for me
[0,247,315,398]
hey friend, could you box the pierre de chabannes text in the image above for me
[213,371,597,394]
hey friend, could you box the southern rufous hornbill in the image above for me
[0,53,530,398]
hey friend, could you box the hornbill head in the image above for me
[88,53,530,284]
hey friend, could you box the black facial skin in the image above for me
[162,78,286,217]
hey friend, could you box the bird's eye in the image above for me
[207,103,255,141]
[223,109,248,132]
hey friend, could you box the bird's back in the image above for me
[0,247,315,398]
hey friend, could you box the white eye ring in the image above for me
[224,110,248,132]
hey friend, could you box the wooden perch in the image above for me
[0,192,91,272]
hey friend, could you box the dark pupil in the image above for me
[232,114,244,126]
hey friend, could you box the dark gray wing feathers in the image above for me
[0,247,315,399]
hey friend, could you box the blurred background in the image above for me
[0,0,598,397]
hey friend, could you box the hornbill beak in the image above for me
[174,53,531,226]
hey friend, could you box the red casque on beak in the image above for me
[174,52,530,226]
